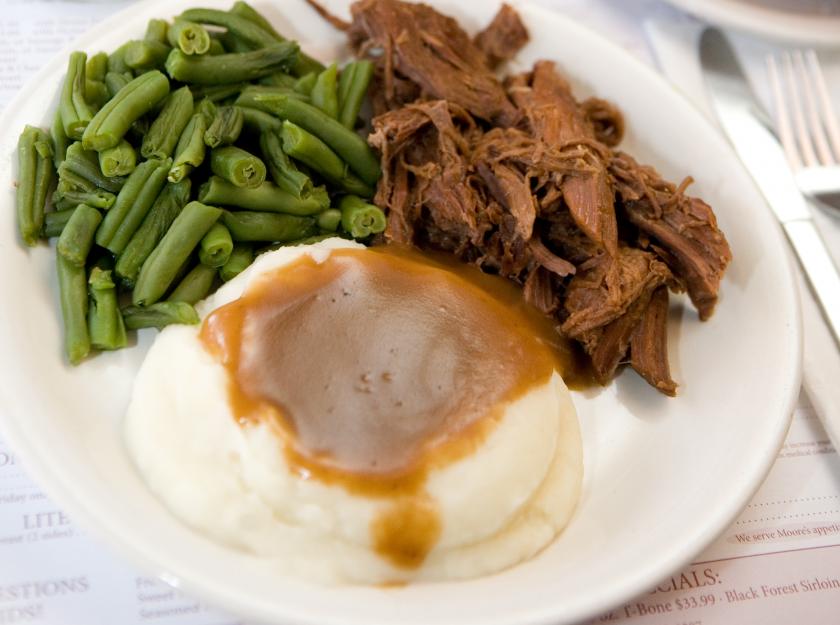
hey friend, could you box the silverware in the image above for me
[700,27,840,348]
[767,49,840,213]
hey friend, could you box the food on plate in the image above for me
[125,240,583,583]
[14,2,385,364]
[314,0,733,394]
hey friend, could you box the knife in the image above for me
[700,28,840,348]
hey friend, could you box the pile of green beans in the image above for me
[14,2,387,365]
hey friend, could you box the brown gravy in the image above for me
[199,245,575,568]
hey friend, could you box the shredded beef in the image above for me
[322,0,733,395]
[474,4,530,69]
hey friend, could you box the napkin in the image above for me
[644,13,840,450]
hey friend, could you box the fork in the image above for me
[767,50,840,213]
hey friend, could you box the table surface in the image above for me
[1,2,839,625]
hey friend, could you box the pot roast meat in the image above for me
[325,0,733,394]
[630,286,678,396]
[610,151,732,320]
[350,0,519,124]
[510,61,618,257]
[474,3,530,69]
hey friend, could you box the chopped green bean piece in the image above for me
[122,302,200,330]
[310,63,338,118]
[86,52,108,82]
[198,222,233,268]
[60,52,95,140]
[107,43,132,75]
[293,72,316,96]
[199,176,327,215]
[316,208,342,232]
[53,187,115,211]
[16,126,54,246]
[337,60,374,129]
[60,142,126,193]
[98,139,136,177]
[88,267,127,350]
[204,106,244,148]
[221,209,316,242]
[169,113,207,183]
[190,82,248,102]
[51,108,70,169]
[82,70,170,151]
[259,130,312,198]
[220,243,254,281]
[133,201,222,306]
[210,146,266,188]
[43,209,74,238]
[239,106,282,133]
[57,254,90,365]
[339,194,387,239]
[145,18,169,45]
[125,40,171,71]
[142,86,194,160]
[57,204,102,266]
[165,42,299,85]
[104,71,130,99]
[168,264,217,304]
[168,19,210,55]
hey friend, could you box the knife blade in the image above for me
[700,27,840,348]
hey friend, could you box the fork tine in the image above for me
[783,51,818,168]
[806,50,840,163]
[767,54,802,170]
[794,50,835,166]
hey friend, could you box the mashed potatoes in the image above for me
[124,239,582,584]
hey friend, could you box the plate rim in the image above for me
[661,0,840,46]
[0,1,802,624]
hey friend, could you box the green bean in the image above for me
[259,130,312,197]
[190,82,248,102]
[169,113,207,183]
[145,18,169,45]
[248,93,380,185]
[239,106,282,133]
[96,158,171,254]
[199,223,233,268]
[133,201,222,305]
[51,108,70,169]
[86,52,108,82]
[196,98,217,125]
[83,70,170,151]
[178,7,323,77]
[199,176,327,215]
[294,72,316,96]
[221,210,316,242]
[168,263,217,304]
[210,146,266,188]
[59,143,125,193]
[317,208,342,232]
[311,63,338,118]
[116,180,191,285]
[339,194,387,239]
[43,209,74,238]
[108,43,132,75]
[220,243,254,281]
[53,187,115,210]
[56,204,102,267]
[122,302,200,330]
[84,79,109,110]
[16,126,53,246]
[204,106,244,148]
[229,2,281,38]
[88,267,127,350]
[98,139,136,177]
[60,52,95,140]
[165,42,299,85]
[208,37,226,56]
[337,60,374,129]
[219,31,253,54]
[142,86,193,160]
[167,19,210,55]
[125,39,171,71]
[259,72,298,89]
[280,121,373,197]
[104,71,130,99]
[235,85,309,109]
[57,254,90,364]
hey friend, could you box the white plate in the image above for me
[661,0,840,46]
[0,1,800,624]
